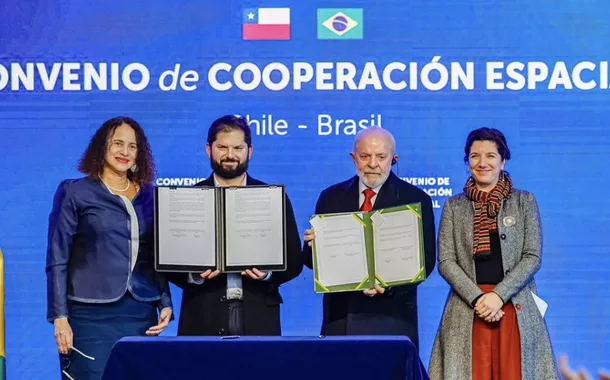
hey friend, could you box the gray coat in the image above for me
[428,189,559,380]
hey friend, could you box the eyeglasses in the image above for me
[61,347,95,380]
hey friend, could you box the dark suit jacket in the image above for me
[303,172,436,349]
[168,173,303,336]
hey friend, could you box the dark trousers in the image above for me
[228,300,245,336]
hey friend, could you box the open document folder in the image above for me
[310,203,427,293]
[154,185,287,274]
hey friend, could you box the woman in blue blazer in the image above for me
[46,116,173,379]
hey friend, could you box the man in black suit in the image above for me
[168,115,303,336]
[303,127,436,350]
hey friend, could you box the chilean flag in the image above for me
[243,8,290,40]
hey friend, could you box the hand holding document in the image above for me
[310,203,427,293]
[303,229,315,247]
[154,185,287,273]
[363,283,386,297]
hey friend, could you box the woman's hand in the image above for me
[145,307,172,336]
[475,292,504,321]
[54,317,73,354]
[487,309,505,322]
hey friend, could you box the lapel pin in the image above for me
[503,216,516,227]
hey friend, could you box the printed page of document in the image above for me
[224,187,284,266]
[157,187,216,266]
[314,214,368,287]
[373,210,421,283]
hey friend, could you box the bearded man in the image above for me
[168,115,303,336]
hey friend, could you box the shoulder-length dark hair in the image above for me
[463,127,511,163]
[78,116,156,186]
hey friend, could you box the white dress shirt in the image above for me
[358,178,384,209]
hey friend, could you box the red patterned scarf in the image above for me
[464,172,513,257]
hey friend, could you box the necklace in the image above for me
[100,177,130,192]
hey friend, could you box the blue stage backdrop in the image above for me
[1,0,609,378]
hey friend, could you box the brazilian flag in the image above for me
[0,249,5,380]
[317,8,364,40]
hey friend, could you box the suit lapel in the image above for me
[341,176,361,213]
[245,174,258,186]
[372,173,399,210]
[200,174,215,186]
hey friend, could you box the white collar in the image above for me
[358,177,384,195]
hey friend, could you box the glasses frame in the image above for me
[61,347,95,380]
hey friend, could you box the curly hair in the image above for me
[77,116,156,186]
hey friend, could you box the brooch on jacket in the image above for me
[502,216,516,227]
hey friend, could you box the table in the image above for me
[102,336,429,380]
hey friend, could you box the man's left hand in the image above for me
[363,283,385,297]
[242,268,268,280]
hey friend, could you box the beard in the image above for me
[211,156,249,179]
[358,170,390,188]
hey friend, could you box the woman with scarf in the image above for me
[428,128,559,380]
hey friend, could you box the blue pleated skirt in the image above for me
[59,291,157,380]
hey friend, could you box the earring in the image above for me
[130,165,138,173]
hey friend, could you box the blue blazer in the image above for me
[45,177,172,322]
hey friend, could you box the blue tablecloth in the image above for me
[102,336,429,380]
